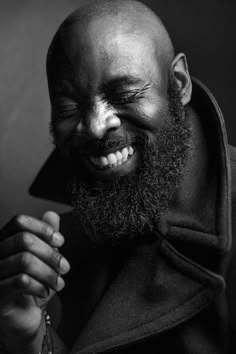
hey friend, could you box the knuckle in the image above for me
[16,273,30,289]
[21,232,35,249]
[19,251,32,270]
[13,214,27,228]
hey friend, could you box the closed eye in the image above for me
[108,91,141,105]
[52,104,78,120]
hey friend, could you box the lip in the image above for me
[80,143,132,158]
[81,148,139,178]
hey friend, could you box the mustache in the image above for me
[74,131,142,156]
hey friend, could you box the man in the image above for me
[0,0,235,353]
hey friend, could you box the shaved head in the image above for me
[47,0,174,98]
[61,0,174,58]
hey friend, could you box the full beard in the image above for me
[71,75,191,245]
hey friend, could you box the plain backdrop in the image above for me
[0,0,235,227]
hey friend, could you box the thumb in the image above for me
[41,211,60,232]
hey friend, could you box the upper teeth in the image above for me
[89,146,134,168]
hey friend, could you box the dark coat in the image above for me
[30,78,236,353]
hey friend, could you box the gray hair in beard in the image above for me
[71,73,191,245]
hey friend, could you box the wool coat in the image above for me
[30,78,236,353]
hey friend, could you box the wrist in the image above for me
[0,312,46,354]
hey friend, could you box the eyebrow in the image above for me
[56,76,146,97]
[100,75,145,91]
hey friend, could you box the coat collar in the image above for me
[69,240,226,354]
[161,77,231,257]
[30,78,232,353]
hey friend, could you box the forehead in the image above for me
[59,18,163,89]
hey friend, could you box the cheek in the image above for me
[135,96,169,132]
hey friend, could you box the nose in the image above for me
[76,99,121,140]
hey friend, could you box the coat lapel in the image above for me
[71,235,225,354]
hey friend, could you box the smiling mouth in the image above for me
[88,145,134,170]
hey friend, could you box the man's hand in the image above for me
[0,211,70,353]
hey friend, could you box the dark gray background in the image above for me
[0,0,235,226]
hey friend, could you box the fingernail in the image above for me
[52,232,64,247]
[57,276,65,291]
[60,257,70,274]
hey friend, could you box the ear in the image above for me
[170,53,192,106]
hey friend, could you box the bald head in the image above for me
[47,0,175,97]
[60,0,174,58]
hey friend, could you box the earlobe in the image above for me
[171,53,192,106]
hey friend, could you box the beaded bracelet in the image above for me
[0,311,53,354]
[39,311,53,354]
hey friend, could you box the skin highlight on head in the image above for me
[47,0,192,244]
[47,0,177,104]
[48,0,175,69]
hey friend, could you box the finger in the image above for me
[0,214,64,247]
[0,252,65,292]
[0,233,70,275]
[0,274,50,301]
[41,211,60,232]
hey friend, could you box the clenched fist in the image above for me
[0,211,70,353]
